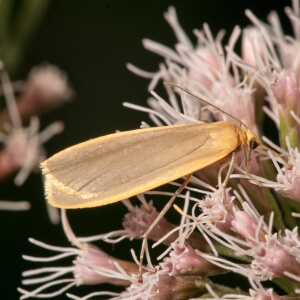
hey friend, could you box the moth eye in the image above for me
[249,139,259,150]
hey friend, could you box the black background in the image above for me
[0,1,290,299]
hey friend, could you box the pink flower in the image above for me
[231,210,265,244]
[122,199,178,243]
[160,243,221,277]
[0,64,73,124]
[271,70,300,108]
[254,245,300,280]
[74,244,137,286]
[0,62,65,185]
[275,139,300,202]
[196,189,235,234]
[242,27,265,67]
[0,117,63,185]
[210,79,257,132]
[277,167,300,201]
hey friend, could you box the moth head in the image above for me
[245,129,260,151]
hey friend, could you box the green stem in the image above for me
[272,277,299,296]
[0,0,13,45]
[2,0,51,74]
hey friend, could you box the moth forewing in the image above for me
[41,121,249,209]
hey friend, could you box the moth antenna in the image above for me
[164,83,292,171]
[164,82,249,130]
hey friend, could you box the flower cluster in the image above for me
[0,62,72,215]
[20,1,300,299]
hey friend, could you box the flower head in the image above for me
[21,2,300,299]
[0,117,63,185]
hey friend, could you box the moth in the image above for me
[41,120,259,208]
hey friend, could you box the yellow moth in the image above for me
[41,121,259,209]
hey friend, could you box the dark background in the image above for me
[0,1,290,299]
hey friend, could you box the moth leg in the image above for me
[138,173,192,280]
[222,151,236,189]
[219,152,236,203]
[242,145,262,187]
